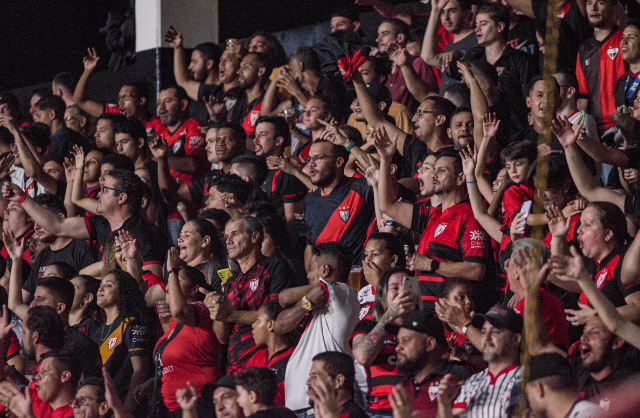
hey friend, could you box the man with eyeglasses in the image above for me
[2,169,165,279]
[350,68,455,180]
[71,374,127,418]
[303,140,374,268]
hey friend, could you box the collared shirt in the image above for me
[454,364,523,418]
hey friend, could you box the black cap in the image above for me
[386,311,447,347]
[529,352,573,382]
[200,374,237,404]
[471,304,523,334]
[331,7,360,22]
[348,82,393,112]
[0,93,20,109]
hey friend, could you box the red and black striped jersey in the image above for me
[410,201,491,311]
[576,28,626,135]
[349,319,403,414]
[581,246,640,307]
[223,257,296,374]
[358,284,376,321]
[243,345,295,406]
[154,118,206,184]
[305,177,374,265]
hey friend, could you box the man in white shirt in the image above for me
[276,242,359,415]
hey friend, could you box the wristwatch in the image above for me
[301,296,314,311]
[169,268,180,276]
[461,322,471,336]
[429,259,440,273]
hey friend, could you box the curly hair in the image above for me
[108,270,148,323]
[102,236,122,277]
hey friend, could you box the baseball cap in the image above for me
[0,93,20,109]
[348,82,393,111]
[471,304,523,334]
[385,310,447,347]
[200,375,237,404]
[332,7,360,22]
[528,352,573,382]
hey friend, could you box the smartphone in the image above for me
[518,200,532,232]
[385,219,394,226]
[402,276,423,310]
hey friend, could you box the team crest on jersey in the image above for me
[428,384,439,401]
[596,271,608,288]
[339,206,351,223]
[225,98,238,111]
[250,110,260,127]
[496,67,505,76]
[172,137,183,153]
[249,277,259,292]
[359,305,370,320]
[607,48,619,60]
[585,58,591,66]
[434,223,448,237]
[108,337,118,350]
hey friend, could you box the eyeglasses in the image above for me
[64,116,76,122]
[117,95,134,102]
[306,155,334,163]
[70,396,102,407]
[415,110,438,118]
[100,185,119,194]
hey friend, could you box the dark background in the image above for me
[1,0,421,91]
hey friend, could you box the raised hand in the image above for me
[385,292,417,323]
[0,154,15,179]
[117,230,140,262]
[103,367,126,412]
[549,246,588,283]
[277,71,301,96]
[176,382,198,411]
[83,47,100,73]
[0,115,18,135]
[566,302,596,326]
[482,112,501,139]
[459,145,477,181]
[308,373,340,418]
[456,61,473,82]
[363,156,380,187]
[563,197,587,218]
[149,135,168,160]
[437,374,460,406]
[388,385,413,418]
[72,144,86,170]
[7,385,32,418]
[435,298,472,331]
[546,205,571,237]
[390,47,409,67]
[166,247,181,272]
[63,157,76,182]
[509,211,527,239]
[2,230,25,260]
[439,50,463,72]
[373,126,398,163]
[1,182,23,202]
[0,305,16,341]
[511,248,550,289]
[204,95,227,122]
[551,115,582,148]
[163,26,184,49]
[319,118,349,147]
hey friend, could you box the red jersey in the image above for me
[411,201,491,310]
[0,229,35,265]
[358,284,376,321]
[581,247,640,308]
[30,386,73,418]
[155,118,206,184]
[513,287,569,349]
[104,104,162,133]
[153,302,222,411]
[576,28,626,135]
[350,320,403,414]
[243,345,295,406]
[501,184,534,233]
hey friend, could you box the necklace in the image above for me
[101,317,118,341]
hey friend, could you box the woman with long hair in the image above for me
[90,269,151,411]
[350,267,416,418]
[69,274,101,333]
[549,201,640,325]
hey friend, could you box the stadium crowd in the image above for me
[0,0,640,417]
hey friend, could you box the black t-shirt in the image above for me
[534,0,592,72]
[506,16,539,58]
[401,134,439,178]
[65,326,102,378]
[50,126,90,159]
[188,169,224,205]
[290,75,349,122]
[339,400,369,418]
[614,71,640,109]
[22,239,98,294]
[85,214,165,265]
[197,84,244,124]
[440,32,478,94]
[247,407,297,418]
[261,169,307,219]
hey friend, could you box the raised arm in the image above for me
[73,48,106,117]
[164,26,200,100]
[355,0,412,24]
[552,116,625,210]
[70,146,98,214]
[391,48,434,103]
[460,147,504,242]
[2,183,89,240]
[575,132,630,167]
[374,127,415,228]
[166,248,197,326]
[623,232,640,286]
[63,158,80,217]
[421,0,447,68]
[503,0,535,18]
[352,70,409,153]
[3,231,29,322]
[260,67,293,117]
[475,113,501,202]
[149,136,179,207]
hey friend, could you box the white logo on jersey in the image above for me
[108,337,118,350]
[428,385,439,401]
[434,223,448,237]
[339,206,351,223]
[607,48,619,60]
[585,58,591,66]
[359,305,370,320]
[596,271,608,288]
[249,277,259,292]
[470,230,486,248]
[189,135,205,147]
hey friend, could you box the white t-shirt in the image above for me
[284,278,360,411]
[9,165,46,197]
[567,400,603,418]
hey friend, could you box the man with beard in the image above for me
[422,0,477,94]
[303,140,374,267]
[436,304,523,418]
[389,311,471,418]
[447,108,474,151]
[304,352,368,418]
[203,49,245,125]
[231,53,272,136]
[20,194,98,298]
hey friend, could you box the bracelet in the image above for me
[17,191,28,204]
[345,142,356,152]
[466,181,477,184]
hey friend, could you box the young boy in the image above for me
[243,300,295,406]
[499,140,537,234]
[235,367,296,418]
